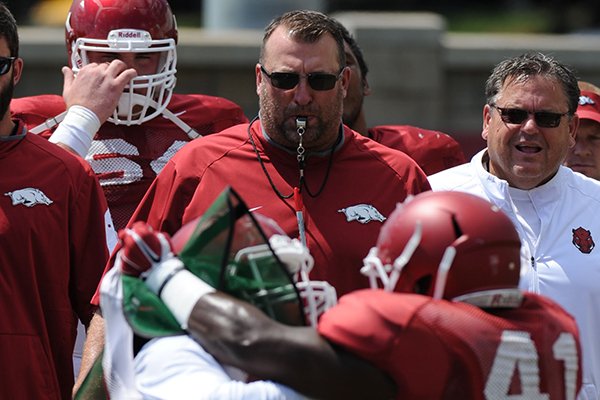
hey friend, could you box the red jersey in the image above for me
[11,94,248,230]
[0,121,110,400]
[368,125,466,175]
[116,120,430,297]
[318,290,582,400]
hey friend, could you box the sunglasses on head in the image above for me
[260,65,342,91]
[0,56,15,76]
[490,104,569,128]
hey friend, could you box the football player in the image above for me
[121,190,583,399]
[95,187,349,399]
[11,0,248,230]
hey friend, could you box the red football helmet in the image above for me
[65,0,178,125]
[361,191,522,306]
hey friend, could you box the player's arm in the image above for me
[186,291,396,400]
[122,223,396,400]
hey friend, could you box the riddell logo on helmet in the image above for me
[117,31,145,39]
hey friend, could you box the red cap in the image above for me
[577,91,600,124]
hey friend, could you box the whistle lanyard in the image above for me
[247,116,337,248]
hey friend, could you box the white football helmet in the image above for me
[65,0,177,125]
[268,234,337,327]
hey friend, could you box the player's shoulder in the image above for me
[169,93,245,115]
[168,123,248,165]
[320,290,429,331]
[349,126,417,162]
[167,94,248,134]
[369,124,459,146]
[11,94,65,116]
[521,292,578,325]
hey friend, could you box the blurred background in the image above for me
[8,0,600,158]
[5,0,600,33]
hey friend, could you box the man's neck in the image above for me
[348,111,368,137]
[0,113,15,137]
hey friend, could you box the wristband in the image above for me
[144,257,185,294]
[49,105,101,157]
[144,258,216,328]
[160,269,216,329]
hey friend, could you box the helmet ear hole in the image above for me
[413,275,433,295]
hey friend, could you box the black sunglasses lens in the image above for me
[496,106,564,128]
[270,73,299,90]
[500,109,528,124]
[534,112,562,128]
[0,58,11,75]
[307,74,337,91]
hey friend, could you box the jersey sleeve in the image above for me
[318,290,425,369]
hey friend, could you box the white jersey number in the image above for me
[86,139,187,186]
[484,330,578,400]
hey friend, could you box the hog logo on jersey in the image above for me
[338,204,386,224]
[572,227,595,254]
[5,188,53,207]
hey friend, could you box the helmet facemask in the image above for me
[268,234,337,327]
[67,14,177,125]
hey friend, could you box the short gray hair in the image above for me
[485,52,580,114]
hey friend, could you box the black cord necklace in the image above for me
[246,115,337,199]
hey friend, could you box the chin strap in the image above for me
[29,111,67,134]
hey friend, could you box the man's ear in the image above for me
[255,63,263,97]
[362,77,371,97]
[12,57,23,85]
[482,104,492,140]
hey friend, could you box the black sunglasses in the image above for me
[490,104,569,128]
[260,65,342,91]
[0,56,15,76]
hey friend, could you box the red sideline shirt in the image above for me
[0,121,110,399]
[95,120,430,302]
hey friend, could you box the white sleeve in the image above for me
[48,105,100,158]
[134,336,311,400]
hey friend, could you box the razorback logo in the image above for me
[572,227,595,254]
[338,204,386,224]
[4,188,53,207]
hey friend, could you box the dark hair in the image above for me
[336,21,368,80]
[260,10,345,70]
[0,2,18,57]
[485,52,580,115]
